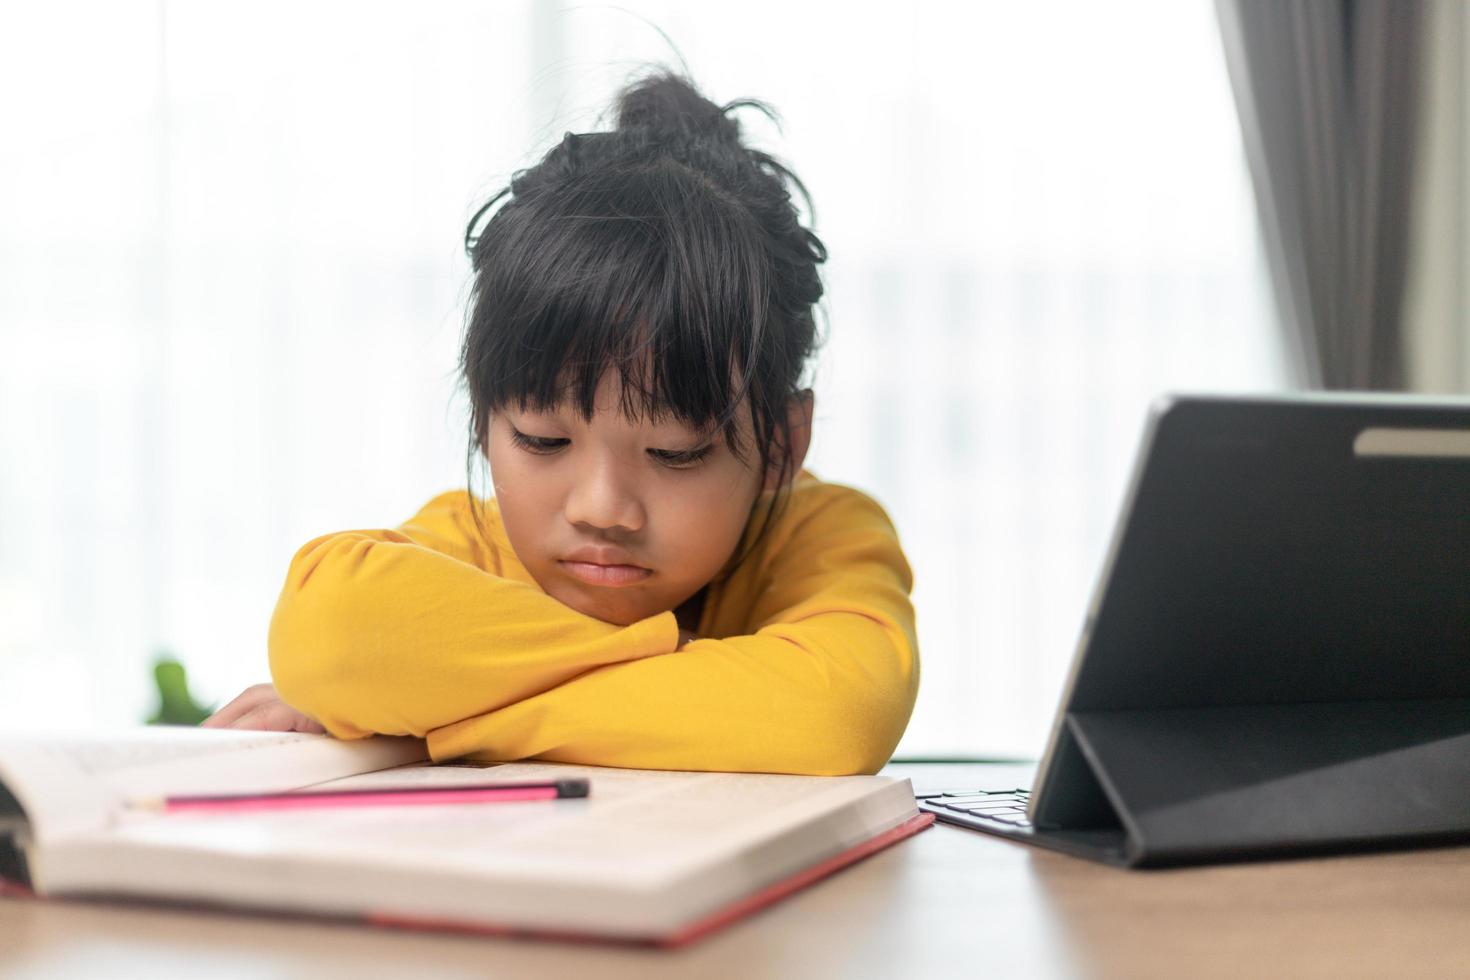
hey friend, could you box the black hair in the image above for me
[458,69,829,587]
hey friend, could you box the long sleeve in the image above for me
[268,492,681,739]
[425,485,920,776]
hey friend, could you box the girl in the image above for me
[204,71,919,776]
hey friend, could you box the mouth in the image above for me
[558,561,652,587]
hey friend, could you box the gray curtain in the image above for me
[1215,0,1426,390]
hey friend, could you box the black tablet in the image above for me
[923,393,1470,866]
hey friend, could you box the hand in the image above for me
[200,683,327,734]
[677,628,700,650]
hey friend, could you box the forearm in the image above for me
[424,612,919,776]
[268,531,681,739]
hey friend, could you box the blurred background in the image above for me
[1,0,1462,757]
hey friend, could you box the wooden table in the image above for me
[3,762,1469,979]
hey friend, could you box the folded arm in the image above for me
[425,489,920,775]
[268,495,680,739]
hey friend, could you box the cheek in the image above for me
[486,437,537,491]
[484,447,547,535]
[669,467,758,539]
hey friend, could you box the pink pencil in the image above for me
[141,778,591,815]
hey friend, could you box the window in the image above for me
[0,1,1284,755]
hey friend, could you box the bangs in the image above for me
[465,158,773,457]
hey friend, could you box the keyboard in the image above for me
[916,788,1032,829]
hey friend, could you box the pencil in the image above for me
[134,778,591,814]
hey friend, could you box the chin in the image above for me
[587,608,646,628]
[556,589,647,628]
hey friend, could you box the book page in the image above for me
[114,760,914,883]
[38,761,919,935]
[0,728,427,844]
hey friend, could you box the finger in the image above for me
[223,704,280,732]
[297,717,327,735]
[202,684,276,728]
[200,684,277,728]
[226,702,302,732]
[227,702,324,734]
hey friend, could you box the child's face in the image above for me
[485,367,788,628]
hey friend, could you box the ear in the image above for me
[763,389,815,493]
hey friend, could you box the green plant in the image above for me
[145,651,216,726]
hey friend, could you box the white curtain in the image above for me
[0,0,1284,756]
[1405,0,1470,393]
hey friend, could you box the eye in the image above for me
[650,443,716,469]
[508,428,567,455]
[509,426,714,468]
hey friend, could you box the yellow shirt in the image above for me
[268,468,919,775]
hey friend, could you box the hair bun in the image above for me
[615,71,744,146]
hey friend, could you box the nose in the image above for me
[562,456,647,534]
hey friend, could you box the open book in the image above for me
[0,727,931,946]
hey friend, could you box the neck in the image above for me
[674,586,707,632]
